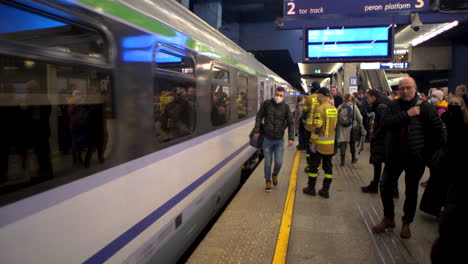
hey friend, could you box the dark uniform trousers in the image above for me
[308,151,333,177]
[380,155,425,223]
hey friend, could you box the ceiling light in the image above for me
[411,20,459,46]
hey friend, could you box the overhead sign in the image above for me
[304,26,394,62]
[284,0,430,17]
[360,62,409,69]
[349,77,358,93]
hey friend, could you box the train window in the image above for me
[154,47,196,142]
[0,54,113,205]
[211,66,230,126]
[259,82,265,106]
[237,75,248,119]
[0,2,106,59]
[156,49,194,75]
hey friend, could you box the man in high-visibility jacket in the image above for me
[303,87,338,198]
[237,91,248,118]
[302,82,321,173]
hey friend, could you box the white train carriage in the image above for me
[0,0,296,263]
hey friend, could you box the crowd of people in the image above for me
[254,78,468,262]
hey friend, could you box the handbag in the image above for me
[249,124,264,148]
[350,104,361,142]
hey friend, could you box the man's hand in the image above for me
[407,106,420,117]
[309,145,316,153]
[288,140,294,146]
[253,133,260,141]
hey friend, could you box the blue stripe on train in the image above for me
[84,143,250,263]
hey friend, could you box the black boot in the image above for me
[393,187,399,199]
[350,142,358,163]
[303,177,317,196]
[361,181,379,193]
[340,155,345,167]
[318,178,332,198]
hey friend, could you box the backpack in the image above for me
[338,104,353,127]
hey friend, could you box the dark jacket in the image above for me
[382,95,445,163]
[254,99,293,141]
[369,95,391,164]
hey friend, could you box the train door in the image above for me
[258,81,265,108]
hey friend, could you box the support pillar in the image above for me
[193,0,222,30]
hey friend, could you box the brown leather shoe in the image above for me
[372,217,395,233]
[400,221,411,239]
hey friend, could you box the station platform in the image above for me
[187,141,438,264]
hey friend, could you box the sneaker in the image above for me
[272,175,278,186]
[265,180,272,192]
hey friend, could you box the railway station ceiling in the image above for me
[190,0,468,91]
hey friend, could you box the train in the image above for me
[0,0,297,263]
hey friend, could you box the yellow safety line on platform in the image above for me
[272,150,301,264]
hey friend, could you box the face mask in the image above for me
[274,96,283,104]
[429,97,439,104]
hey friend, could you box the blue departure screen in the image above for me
[308,27,389,43]
[305,26,393,61]
[308,43,389,58]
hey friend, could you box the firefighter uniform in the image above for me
[237,96,247,118]
[302,93,320,172]
[303,89,338,198]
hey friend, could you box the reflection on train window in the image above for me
[154,48,196,142]
[211,66,230,126]
[0,2,106,58]
[156,49,194,75]
[237,75,248,119]
[0,54,113,203]
[259,82,264,105]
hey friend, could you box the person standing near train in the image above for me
[303,88,338,198]
[253,87,294,192]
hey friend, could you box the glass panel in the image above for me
[0,54,113,204]
[259,82,264,104]
[0,3,106,58]
[211,84,230,126]
[212,66,229,83]
[237,75,248,119]
[156,49,194,75]
[154,49,196,142]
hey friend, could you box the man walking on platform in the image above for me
[303,88,338,198]
[372,77,445,239]
[253,87,294,192]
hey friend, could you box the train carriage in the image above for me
[0,0,296,263]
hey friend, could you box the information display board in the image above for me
[304,26,394,62]
[284,0,430,17]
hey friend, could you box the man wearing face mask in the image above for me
[372,77,445,239]
[254,87,294,192]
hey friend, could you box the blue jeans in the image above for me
[262,137,284,181]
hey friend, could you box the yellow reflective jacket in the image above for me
[303,93,320,132]
[310,101,337,155]
[237,97,247,118]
